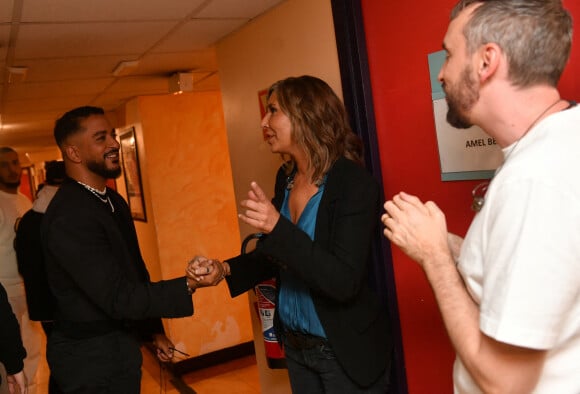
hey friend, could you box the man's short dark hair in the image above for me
[54,106,105,147]
[0,147,17,155]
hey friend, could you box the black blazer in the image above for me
[0,282,26,377]
[226,157,393,387]
[41,178,193,338]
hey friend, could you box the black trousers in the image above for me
[40,322,63,394]
[47,329,142,394]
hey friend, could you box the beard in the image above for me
[0,180,21,189]
[444,65,479,129]
[87,158,121,179]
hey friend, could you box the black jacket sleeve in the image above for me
[15,210,56,321]
[0,284,26,375]
[225,249,277,297]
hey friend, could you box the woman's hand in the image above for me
[238,181,280,233]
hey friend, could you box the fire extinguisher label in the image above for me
[256,282,278,343]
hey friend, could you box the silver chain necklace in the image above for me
[77,181,115,212]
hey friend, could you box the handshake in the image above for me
[185,256,231,292]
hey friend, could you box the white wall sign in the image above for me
[428,50,503,181]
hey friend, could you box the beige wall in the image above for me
[216,0,341,391]
[118,92,253,358]
[114,100,165,281]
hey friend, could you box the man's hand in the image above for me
[152,333,174,363]
[382,191,450,267]
[7,370,28,394]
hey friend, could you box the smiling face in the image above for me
[74,114,121,179]
[261,92,295,155]
[439,5,480,129]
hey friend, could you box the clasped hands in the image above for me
[184,181,276,291]
[186,256,230,289]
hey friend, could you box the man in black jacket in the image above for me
[16,160,65,330]
[0,282,27,394]
[15,160,65,394]
[41,106,199,393]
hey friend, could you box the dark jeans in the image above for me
[47,329,142,394]
[283,332,389,394]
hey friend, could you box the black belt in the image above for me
[284,330,328,349]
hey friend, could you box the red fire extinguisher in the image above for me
[242,233,286,369]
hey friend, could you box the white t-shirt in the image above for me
[0,190,32,295]
[455,105,580,393]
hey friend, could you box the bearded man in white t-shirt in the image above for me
[0,147,41,394]
[382,1,579,393]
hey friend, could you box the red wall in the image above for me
[360,1,580,392]
[20,169,34,201]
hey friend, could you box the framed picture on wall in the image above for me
[119,126,147,221]
[258,88,269,140]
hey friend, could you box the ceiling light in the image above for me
[112,60,140,77]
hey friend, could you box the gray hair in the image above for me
[451,0,573,87]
